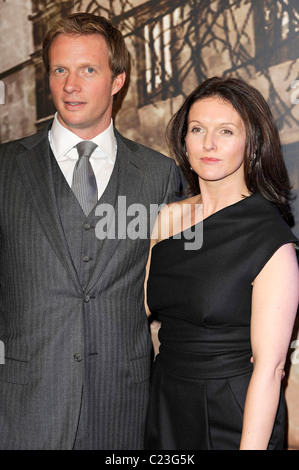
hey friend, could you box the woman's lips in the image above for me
[200,157,221,164]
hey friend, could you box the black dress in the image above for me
[145,193,298,450]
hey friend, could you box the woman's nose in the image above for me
[202,132,216,151]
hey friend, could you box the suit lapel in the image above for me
[85,131,144,293]
[15,127,144,294]
[15,127,82,292]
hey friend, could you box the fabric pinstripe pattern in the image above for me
[0,124,180,449]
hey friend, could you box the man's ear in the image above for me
[112,72,126,96]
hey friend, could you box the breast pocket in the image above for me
[0,357,30,385]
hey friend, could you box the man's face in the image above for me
[49,33,125,139]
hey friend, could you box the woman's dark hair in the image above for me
[166,76,293,223]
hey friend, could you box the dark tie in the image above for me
[71,141,98,216]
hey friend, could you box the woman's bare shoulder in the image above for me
[152,195,202,242]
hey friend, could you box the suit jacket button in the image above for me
[82,255,90,262]
[73,353,82,362]
[84,295,90,303]
[84,224,91,230]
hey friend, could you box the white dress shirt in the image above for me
[49,113,117,199]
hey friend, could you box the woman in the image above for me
[144,77,299,450]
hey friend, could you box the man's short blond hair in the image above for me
[42,12,129,78]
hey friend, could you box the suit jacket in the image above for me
[0,124,180,450]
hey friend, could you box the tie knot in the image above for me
[76,141,98,159]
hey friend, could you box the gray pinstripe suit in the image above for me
[0,124,180,450]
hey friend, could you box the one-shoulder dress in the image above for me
[144,193,298,450]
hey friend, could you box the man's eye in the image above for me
[55,68,66,74]
[85,67,95,73]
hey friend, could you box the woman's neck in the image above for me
[198,181,250,219]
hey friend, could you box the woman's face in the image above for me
[185,97,247,188]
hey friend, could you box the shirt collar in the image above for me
[49,113,116,162]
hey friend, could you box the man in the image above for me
[0,13,180,450]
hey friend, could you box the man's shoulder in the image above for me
[0,126,49,156]
[115,129,172,167]
[0,136,24,154]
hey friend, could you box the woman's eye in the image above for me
[221,129,233,135]
[190,127,203,133]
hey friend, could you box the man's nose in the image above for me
[63,72,81,94]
